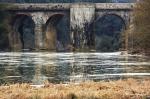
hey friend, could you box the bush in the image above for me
[127,0,150,54]
[0,4,12,50]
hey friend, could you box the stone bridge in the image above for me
[8,3,135,51]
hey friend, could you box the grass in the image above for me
[0,78,149,99]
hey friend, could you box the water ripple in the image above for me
[0,52,149,84]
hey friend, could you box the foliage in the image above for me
[0,3,12,50]
[129,0,150,54]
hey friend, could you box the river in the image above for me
[0,52,150,85]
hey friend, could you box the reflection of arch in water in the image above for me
[17,54,35,83]
[44,14,70,51]
[41,54,71,83]
[12,14,35,50]
[95,14,126,52]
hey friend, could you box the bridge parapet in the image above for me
[8,3,135,11]
[10,3,71,11]
[95,3,135,10]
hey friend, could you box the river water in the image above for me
[0,52,150,85]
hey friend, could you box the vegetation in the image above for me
[0,4,12,51]
[127,0,150,54]
[0,78,149,99]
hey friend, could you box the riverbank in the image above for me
[0,78,149,99]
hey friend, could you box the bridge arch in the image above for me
[44,13,70,51]
[96,13,126,29]
[12,14,35,50]
[95,14,126,52]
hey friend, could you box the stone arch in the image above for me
[95,13,126,52]
[96,11,131,28]
[96,13,127,29]
[11,14,35,51]
[44,13,70,51]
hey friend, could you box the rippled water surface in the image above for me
[0,52,150,84]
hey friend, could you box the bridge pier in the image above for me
[70,3,95,51]
[33,16,45,50]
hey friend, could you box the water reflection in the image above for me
[0,52,150,84]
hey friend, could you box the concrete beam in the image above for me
[10,3,71,11]
[95,3,135,10]
[8,3,135,11]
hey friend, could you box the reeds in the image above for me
[0,78,149,99]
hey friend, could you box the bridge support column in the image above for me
[33,16,45,50]
[70,3,95,51]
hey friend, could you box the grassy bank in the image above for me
[0,79,149,99]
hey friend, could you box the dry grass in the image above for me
[0,79,150,99]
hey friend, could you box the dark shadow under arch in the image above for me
[95,14,126,52]
[13,14,35,50]
[96,14,126,29]
[45,14,70,52]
